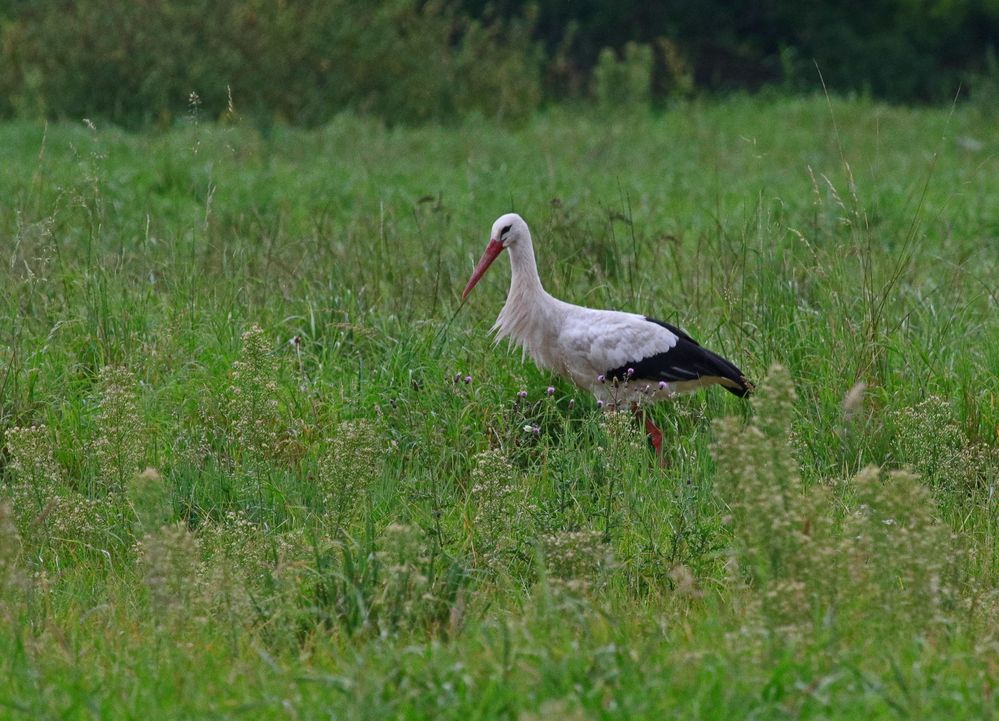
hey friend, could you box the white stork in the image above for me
[461,213,752,457]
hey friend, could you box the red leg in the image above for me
[644,415,664,459]
[631,404,667,466]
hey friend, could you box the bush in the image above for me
[591,42,653,111]
[0,0,543,127]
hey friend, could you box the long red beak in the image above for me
[462,238,504,300]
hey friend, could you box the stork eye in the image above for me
[500,224,512,236]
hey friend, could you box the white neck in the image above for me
[492,230,563,369]
[508,233,545,296]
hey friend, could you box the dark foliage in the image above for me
[465,0,999,102]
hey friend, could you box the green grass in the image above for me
[1,96,997,720]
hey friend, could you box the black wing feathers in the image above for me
[605,317,752,398]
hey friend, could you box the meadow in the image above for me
[0,96,997,719]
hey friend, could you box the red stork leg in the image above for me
[632,404,666,465]
[644,415,665,462]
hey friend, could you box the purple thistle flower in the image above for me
[658,381,668,390]
[517,390,528,398]
[626,367,635,377]
[597,374,605,383]
[463,375,473,384]
[597,399,605,408]
[531,425,541,435]
[546,386,555,396]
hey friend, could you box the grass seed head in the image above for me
[198,515,315,631]
[518,699,589,721]
[3,425,61,489]
[890,395,986,490]
[468,449,528,569]
[227,324,282,459]
[92,365,144,491]
[317,419,383,529]
[600,409,643,454]
[844,465,969,627]
[137,522,202,626]
[842,381,868,421]
[542,529,611,596]
[3,481,121,559]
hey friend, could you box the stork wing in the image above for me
[557,309,680,382]
[606,317,752,396]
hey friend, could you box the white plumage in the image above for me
[552,308,680,402]
[463,213,751,408]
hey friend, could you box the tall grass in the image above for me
[0,97,997,718]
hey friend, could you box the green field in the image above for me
[1,97,997,719]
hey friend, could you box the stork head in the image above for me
[462,213,527,300]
